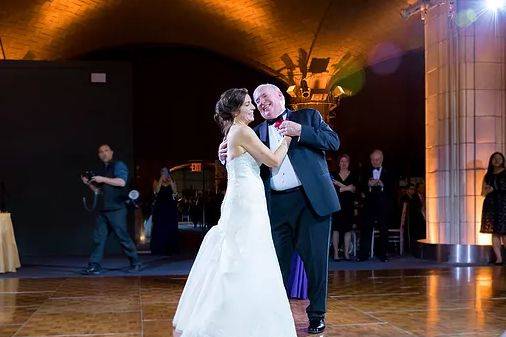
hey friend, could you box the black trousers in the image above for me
[89,208,140,266]
[270,189,331,319]
[359,197,389,259]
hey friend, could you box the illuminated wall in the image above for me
[425,1,505,245]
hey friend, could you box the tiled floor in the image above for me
[0,267,505,337]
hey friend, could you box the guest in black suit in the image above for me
[357,149,394,262]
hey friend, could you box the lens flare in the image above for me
[339,67,365,96]
[456,9,478,27]
[367,42,402,75]
[486,0,505,11]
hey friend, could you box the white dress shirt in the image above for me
[268,116,302,191]
[372,167,383,180]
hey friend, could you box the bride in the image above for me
[173,88,297,337]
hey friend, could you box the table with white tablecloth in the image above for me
[0,213,21,273]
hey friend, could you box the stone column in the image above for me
[425,1,505,245]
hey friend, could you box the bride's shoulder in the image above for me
[229,125,254,139]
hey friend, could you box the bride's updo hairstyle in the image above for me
[214,88,248,135]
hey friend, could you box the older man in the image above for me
[219,84,340,334]
[357,149,394,262]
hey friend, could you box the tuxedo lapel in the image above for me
[380,168,386,181]
[285,108,294,122]
[283,109,298,155]
[258,121,269,147]
[257,121,272,180]
[381,168,389,187]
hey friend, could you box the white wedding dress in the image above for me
[173,151,297,337]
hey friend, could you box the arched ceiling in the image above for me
[0,0,423,83]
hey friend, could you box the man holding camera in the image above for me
[81,144,141,275]
[357,149,393,262]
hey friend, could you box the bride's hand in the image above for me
[283,136,292,146]
[218,138,228,164]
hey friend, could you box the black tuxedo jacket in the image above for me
[254,108,340,217]
[361,166,394,211]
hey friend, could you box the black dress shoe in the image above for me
[379,256,389,262]
[81,263,102,275]
[127,264,142,273]
[355,257,367,262]
[308,318,325,334]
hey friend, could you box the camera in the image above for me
[126,190,141,208]
[81,170,96,181]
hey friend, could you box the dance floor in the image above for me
[0,267,505,337]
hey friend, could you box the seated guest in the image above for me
[357,149,394,262]
[416,182,426,235]
[150,167,179,255]
[331,154,356,261]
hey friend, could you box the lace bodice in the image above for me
[226,152,261,181]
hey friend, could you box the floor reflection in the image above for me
[0,267,504,336]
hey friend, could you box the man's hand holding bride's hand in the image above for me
[279,121,301,137]
[218,138,228,165]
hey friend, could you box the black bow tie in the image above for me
[267,112,287,125]
[373,167,381,170]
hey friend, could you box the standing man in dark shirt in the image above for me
[81,144,141,275]
[357,149,394,262]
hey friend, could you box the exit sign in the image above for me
[190,163,202,172]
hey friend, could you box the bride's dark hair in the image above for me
[214,88,248,135]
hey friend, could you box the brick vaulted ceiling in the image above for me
[0,0,423,83]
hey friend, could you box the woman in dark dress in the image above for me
[331,154,356,261]
[481,152,506,265]
[150,167,179,255]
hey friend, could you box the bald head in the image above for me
[370,149,383,168]
[253,83,286,120]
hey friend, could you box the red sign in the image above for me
[191,163,202,172]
